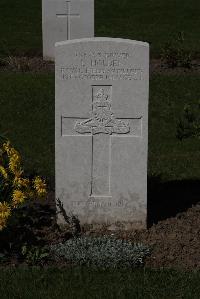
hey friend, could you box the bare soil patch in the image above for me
[0,57,54,73]
[0,56,200,75]
[125,204,200,270]
[150,59,200,75]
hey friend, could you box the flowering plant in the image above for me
[0,138,47,231]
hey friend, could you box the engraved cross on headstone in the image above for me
[61,85,142,197]
[56,1,80,40]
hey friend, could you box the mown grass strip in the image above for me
[0,267,200,299]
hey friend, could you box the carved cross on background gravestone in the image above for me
[56,1,80,39]
[62,85,142,197]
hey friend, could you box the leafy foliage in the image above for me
[51,236,150,269]
[21,244,49,266]
[176,103,200,140]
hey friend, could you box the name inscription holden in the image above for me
[59,51,143,81]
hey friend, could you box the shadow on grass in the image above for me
[147,175,200,227]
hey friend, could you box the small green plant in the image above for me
[21,245,49,266]
[176,102,200,140]
[161,32,192,68]
[51,236,150,269]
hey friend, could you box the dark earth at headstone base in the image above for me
[37,192,200,270]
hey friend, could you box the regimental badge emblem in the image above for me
[74,87,130,135]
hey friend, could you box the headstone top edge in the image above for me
[55,37,149,48]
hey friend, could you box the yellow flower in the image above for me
[13,169,23,177]
[2,142,21,173]
[13,176,30,189]
[33,176,47,197]
[0,202,11,219]
[2,141,11,154]
[12,190,26,207]
[0,165,8,180]
[8,150,21,174]
[0,202,11,229]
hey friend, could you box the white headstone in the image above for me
[42,0,94,60]
[55,38,149,230]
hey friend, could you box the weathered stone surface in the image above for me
[55,38,149,230]
[42,0,94,60]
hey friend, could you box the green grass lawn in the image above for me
[0,0,199,58]
[149,74,200,181]
[0,72,199,182]
[96,0,200,57]
[0,267,200,299]
[0,72,54,180]
[0,0,42,58]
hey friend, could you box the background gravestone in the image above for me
[42,0,94,60]
[55,37,149,230]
